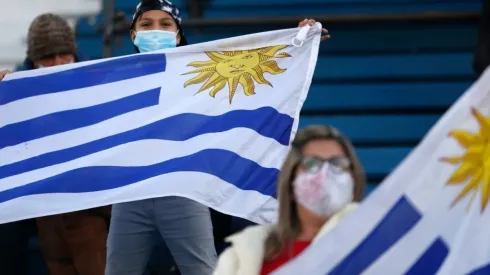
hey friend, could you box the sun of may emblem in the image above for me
[441,108,490,212]
[182,45,291,103]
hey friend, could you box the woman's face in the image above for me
[131,10,181,45]
[292,139,353,226]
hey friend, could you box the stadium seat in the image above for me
[302,82,472,112]
[356,147,411,178]
[205,0,480,17]
[313,53,473,81]
[299,115,440,145]
[75,19,478,60]
[117,0,185,13]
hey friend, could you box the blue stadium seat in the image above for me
[75,21,478,60]
[302,82,471,111]
[116,0,185,13]
[299,115,440,145]
[205,0,480,17]
[356,147,411,177]
[77,16,478,47]
[321,23,477,53]
[313,53,473,81]
[184,22,478,53]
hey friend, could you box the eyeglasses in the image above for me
[299,156,351,173]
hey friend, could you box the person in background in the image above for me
[0,13,111,275]
[213,125,366,275]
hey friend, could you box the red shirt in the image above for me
[260,240,312,275]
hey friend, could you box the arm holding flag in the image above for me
[299,19,330,41]
[0,70,10,81]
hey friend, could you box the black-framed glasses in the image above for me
[299,156,351,173]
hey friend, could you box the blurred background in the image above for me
[0,0,483,274]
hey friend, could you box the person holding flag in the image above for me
[103,2,217,274]
[0,2,330,274]
[105,1,330,274]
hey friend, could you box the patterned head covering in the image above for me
[131,0,188,46]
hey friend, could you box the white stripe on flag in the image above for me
[0,128,287,191]
[0,171,278,224]
[0,72,166,127]
[0,90,295,166]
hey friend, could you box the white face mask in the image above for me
[293,162,354,217]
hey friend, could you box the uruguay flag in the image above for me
[274,66,490,274]
[0,25,322,224]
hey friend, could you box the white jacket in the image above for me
[213,203,359,275]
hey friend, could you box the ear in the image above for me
[176,32,181,46]
[130,30,136,42]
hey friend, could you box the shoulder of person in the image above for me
[214,224,275,275]
[213,246,239,275]
[314,202,359,242]
[225,224,275,245]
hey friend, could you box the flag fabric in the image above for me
[0,25,322,224]
[274,68,490,274]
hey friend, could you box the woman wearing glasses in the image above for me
[213,125,366,275]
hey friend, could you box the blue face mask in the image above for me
[133,30,178,53]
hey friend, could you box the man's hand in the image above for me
[0,70,11,81]
[298,19,330,41]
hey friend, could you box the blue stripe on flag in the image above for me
[329,196,421,275]
[0,107,293,180]
[405,238,448,275]
[0,54,166,105]
[0,149,278,203]
[467,263,490,275]
[0,88,161,150]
